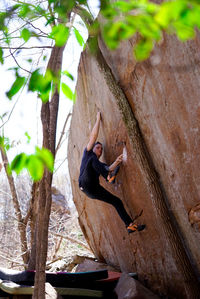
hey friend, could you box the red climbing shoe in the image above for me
[108,165,120,184]
[127,223,146,234]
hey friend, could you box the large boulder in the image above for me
[68,32,200,298]
[115,273,159,299]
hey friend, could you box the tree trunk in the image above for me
[27,181,39,270]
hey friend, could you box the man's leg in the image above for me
[81,185,146,233]
[84,185,132,227]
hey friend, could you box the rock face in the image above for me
[68,32,200,298]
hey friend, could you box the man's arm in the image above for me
[108,154,123,171]
[86,112,101,151]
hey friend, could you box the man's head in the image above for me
[93,142,103,158]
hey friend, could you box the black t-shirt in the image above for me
[79,148,109,188]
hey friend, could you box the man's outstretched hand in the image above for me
[109,154,123,172]
[115,154,123,164]
[97,111,101,122]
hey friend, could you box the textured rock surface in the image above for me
[115,273,159,299]
[68,33,200,298]
[75,259,120,273]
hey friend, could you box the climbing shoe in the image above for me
[108,165,120,184]
[127,223,146,234]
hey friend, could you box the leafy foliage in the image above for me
[50,24,70,47]
[28,69,57,103]
[0,135,54,181]
[6,75,26,100]
[73,27,85,46]
[0,136,11,151]
[61,82,76,102]
[101,0,200,60]
[10,147,54,181]
[0,48,4,64]
[21,28,31,42]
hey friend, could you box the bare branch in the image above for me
[0,253,28,268]
[25,20,49,36]
[73,5,94,27]
[2,45,53,49]
[50,232,91,252]
[46,256,63,266]
[9,47,32,74]
[55,112,72,156]
[0,188,12,199]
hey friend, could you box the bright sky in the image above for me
[0,0,99,175]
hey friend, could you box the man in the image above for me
[79,112,145,234]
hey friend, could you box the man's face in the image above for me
[93,144,103,158]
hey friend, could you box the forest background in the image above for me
[1,0,200,297]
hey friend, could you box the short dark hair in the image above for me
[93,141,102,148]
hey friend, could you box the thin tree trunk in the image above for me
[27,181,39,270]
[32,45,66,298]
[0,148,29,266]
[95,45,200,298]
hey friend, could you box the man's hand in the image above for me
[109,153,123,171]
[115,154,123,164]
[97,111,101,122]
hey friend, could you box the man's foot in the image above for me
[127,223,146,234]
[108,165,120,184]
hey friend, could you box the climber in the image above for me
[78,111,146,234]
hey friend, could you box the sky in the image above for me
[0,0,99,175]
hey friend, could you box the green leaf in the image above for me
[10,153,27,174]
[155,1,187,28]
[73,27,85,46]
[173,22,195,40]
[0,136,10,151]
[62,70,74,81]
[29,69,55,103]
[61,83,75,101]
[25,132,31,144]
[26,155,44,181]
[19,4,31,18]
[21,28,31,42]
[50,24,69,47]
[6,76,26,100]
[0,48,3,64]
[134,38,154,61]
[29,69,43,92]
[35,147,54,172]
[9,146,54,181]
[0,136,10,150]
[102,23,120,49]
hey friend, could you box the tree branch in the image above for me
[50,232,91,252]
[73,5,94,27]
[55,112,72,156]
[2,45,53,49]
[9,47,32,74]
[0,253,28,268]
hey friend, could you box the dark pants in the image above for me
[80,184,132,227]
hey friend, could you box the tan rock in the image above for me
[68,33,200,298]
[51,186,70,215]
[45,283,62,299]
[115,273,159,299]
[75,259,120,273]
